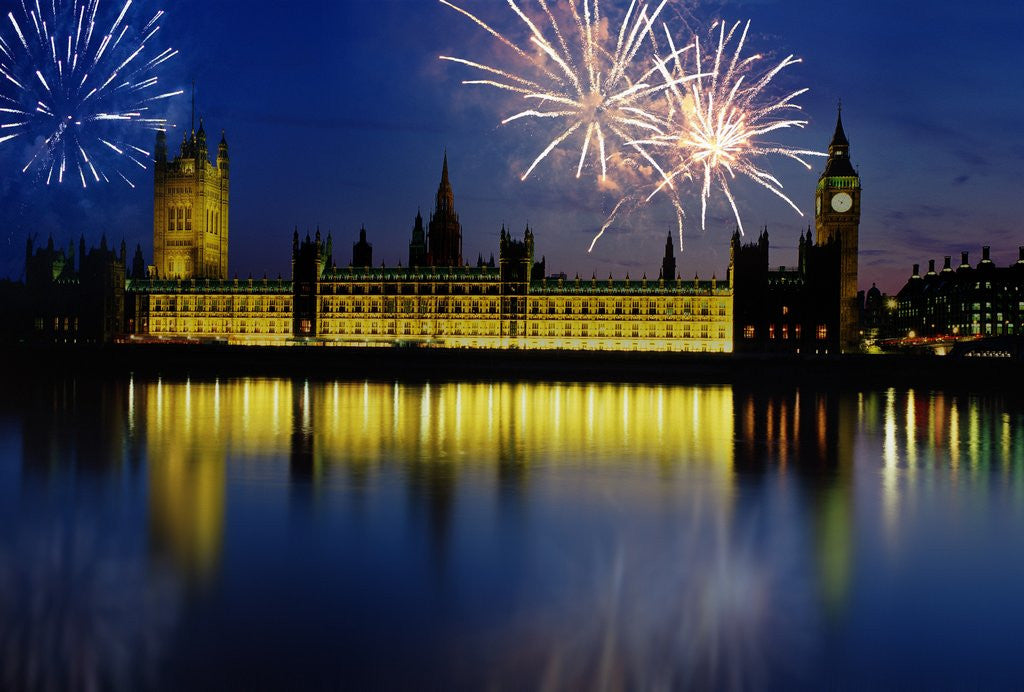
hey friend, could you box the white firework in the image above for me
[0,0,182,188]
[440,0,702,184]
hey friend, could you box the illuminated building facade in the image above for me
[152,119,230,279]
[895,246,1024,338]
[127,277,292,344]
[130,153,733,352]
[298,223,731,351]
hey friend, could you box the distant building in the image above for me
[25,235,126,344]
[895,247,1024,338]
[153,118,229,279]
[27,113,874,356]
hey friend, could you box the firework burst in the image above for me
[439,0,704,184]
[620,19,826,248]
[0,0,182,188]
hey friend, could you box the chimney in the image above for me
[960,251,969,267]
[927,259,936,274]
[1018,246,1024,263]
[943,256,952,271]
[982,246,991,262]
[912,263,920,278]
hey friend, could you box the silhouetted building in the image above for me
[731,227,841,354]
[352,226,372,267]
[25,234,125,343]
[895,246,1024,338]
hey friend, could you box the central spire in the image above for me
[436,150,454,212]
[427,151,462,267]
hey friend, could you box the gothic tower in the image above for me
[426,153,462,267]
[152,117,230,279]
[815,106,861,352]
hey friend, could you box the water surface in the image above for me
[1,377,1023,689]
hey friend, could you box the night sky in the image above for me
[1,0,1022,294]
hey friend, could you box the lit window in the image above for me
[817,325,828,340]
[743,325,755,339]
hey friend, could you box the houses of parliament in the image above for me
[17,112,867,355]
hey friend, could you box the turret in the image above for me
[661,232,676,281]
[196,118,208,163]
[978,245,994,269]
[409,209,426,267]
[217,130,229,175]
[132,244,146,279]
[353,226,373,268]
[155,129,167,166]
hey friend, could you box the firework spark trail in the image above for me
[439,0,694,184]
[625,19,825,247]
[0,0,182,187]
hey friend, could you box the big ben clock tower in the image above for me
[815,106,861,353]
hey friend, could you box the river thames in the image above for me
[1,377,1022,689]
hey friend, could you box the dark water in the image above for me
[1,377,1023,690]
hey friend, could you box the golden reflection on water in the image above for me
[138,380,737,581]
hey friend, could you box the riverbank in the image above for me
[3,342,1019,391]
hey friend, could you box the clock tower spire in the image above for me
[815,104,861,352]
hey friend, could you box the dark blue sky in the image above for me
[2,0,1022,293]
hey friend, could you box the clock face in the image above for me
[831,192,853,213]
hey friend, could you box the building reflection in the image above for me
[139,378,297,585]
[19,377,134,476]
[732,386,857,617]
[15,376,1024,622]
